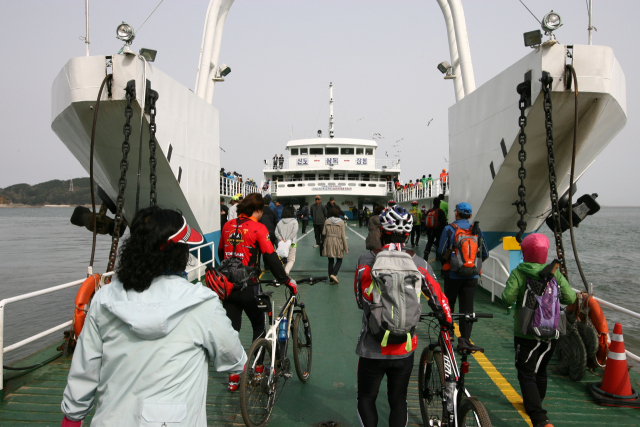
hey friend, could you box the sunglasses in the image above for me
[316,198,321,201]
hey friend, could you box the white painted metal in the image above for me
[4,322,73,355]
[393,178,448,202]
[204,0,234,104]
[84,0,90,56]
[446,0,475,95]
[588,0,594,45]
[220,176,259,198]
[436,0,463,101]
[195,0,223,98]
[329,83,335,138]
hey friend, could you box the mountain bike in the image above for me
[418,312,494,427]
[239,276,328,427]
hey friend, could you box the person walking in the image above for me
[322,206,348,284]
[423,198,447,258]
[300,202,310,234]
[220,197,229,229]
[227,195,242,220]
[365,205,384,250]
[438,193,449,223]
[61,207,247,427]
[502,234,576,427]
[274,199,284,221]
[310,195,328,247]
[326,196,348,220]
[437,202,488,350]
[409,201,422,248]
[275,206,299,274]
[264,193,276,211]
[358,206,365,228]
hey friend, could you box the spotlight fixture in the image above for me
[139,48,157,62]
[523,30,542,47]
[116,22,135,44]
[541,10,562,34]
[437,61,451,75]
[219,64,231,77]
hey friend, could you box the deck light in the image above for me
[437,61,451,75]
[116,22,135,43]
[523,30,542,47]
[541,11,562,34]
[139,48,157,62]
[219,64,231,77]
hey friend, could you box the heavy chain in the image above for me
[147,87,159,207]
[106,80,136,273]
[513,80,531,243]
[541,71,568,278]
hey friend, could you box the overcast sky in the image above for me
[0,0,637,205]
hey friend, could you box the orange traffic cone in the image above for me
[588,323,640,408]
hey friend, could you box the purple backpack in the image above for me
[519,276,563,339]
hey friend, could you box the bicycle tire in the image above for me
[458,396,492,427]
[292,313,312,382]
[240,338,277,427]
[418,346,445,426]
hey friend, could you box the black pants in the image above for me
[514,337,557,427]
[223,285,265,342]
[410,225,421,246]
[357,354,414,427]
[328,257,343,276]
[314,224,323,245]
[359,216,364,227]
[301,219,309,234]
[423,227,444,258]
[443,277,478,340]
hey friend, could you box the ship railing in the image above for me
[262,158,401,171]
[393,178,449,202]
[0,242,215,394]
[220,176,259,198]
[482,255,640,363]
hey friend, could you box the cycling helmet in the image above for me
[411,201,418,205]
[387,200,396,207]
[379,206,413,235]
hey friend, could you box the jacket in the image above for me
[409,207,422,226]
[436,219,488,279]
[326,202,345,218]
[259,205,278,239]
[502,262,576,340]
[300,206,309,220]
[61,276,247,426]
[309,203,328,225]
[274,205,284,221]
[275,218,299,244]
[365,216,381,250]
[322,218,348,258]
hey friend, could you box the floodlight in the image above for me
[541,11,562,33]
[139,48,157,62]
[317,130,322,137]
[437,61,451,75]
[219,64,231,77]
[523,30,542,47]
[116,22,135,43]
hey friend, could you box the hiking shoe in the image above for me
[228,374,240,392]
[330,275,339,284]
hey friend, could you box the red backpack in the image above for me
[449,223,481,276]
[425,209,440,229]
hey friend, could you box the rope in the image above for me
[136,0,165,33]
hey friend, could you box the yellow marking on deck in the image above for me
[453,323,533,427]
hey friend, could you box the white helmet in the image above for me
[379,206,413,235]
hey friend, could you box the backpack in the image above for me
[205,266,235,300]
[519,275,565,338]
[365,249,423,349]
[425,209,439,229]
[448,223,481,277]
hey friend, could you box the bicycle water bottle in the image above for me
[278,318,288,342]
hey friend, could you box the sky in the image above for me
[0,0,638,205]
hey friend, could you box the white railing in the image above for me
[0,243,214,393]
[220,176,259,198]
[481,255,640,363]
[263,157,401,171]
[394,177,449,202]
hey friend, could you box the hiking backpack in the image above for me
[519,275,565,339]
[425,209,439,229]
[449,223,482,277]
[365,249,423,349]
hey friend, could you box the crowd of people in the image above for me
[392,170,449,198]
[60,190,570,427]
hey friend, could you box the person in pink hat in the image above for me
[502,233,576,427]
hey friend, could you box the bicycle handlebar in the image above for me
[259,276,329,286]
[420,312,493,320]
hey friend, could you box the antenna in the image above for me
[329,82,334,138]
[69,178,74,192]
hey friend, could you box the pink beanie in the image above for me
[520,233,549,264]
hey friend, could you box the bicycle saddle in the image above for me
[457,337,484,354]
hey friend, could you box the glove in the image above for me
[61,416,83,427]
[436,311,453,330]
[286,278,298,295]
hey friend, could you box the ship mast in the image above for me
[329,82,334,138]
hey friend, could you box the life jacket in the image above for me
[425,209,440,229]
[448,223,482,277]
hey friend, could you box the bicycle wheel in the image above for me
[292,313,312,381]
[458,396,492,427]
[240,338,277,427]
[418,346,445,426]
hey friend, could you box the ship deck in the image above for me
[1,222,639,426]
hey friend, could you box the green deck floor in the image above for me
[1,223,639,426]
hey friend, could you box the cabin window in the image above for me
[362,173,370,181]
[318,173,330,180]
[310,148,323,155]
[290,148,299,155]
[365,148,374,155]
[325,147,339,155]
[293,173,302,181]
[356,148,364,155]
[273,175,284,181]
[340,147,354,155]
[304,173,316,181]
[300,148,308,155]
[348,173,359,181]
[334,173,345,180]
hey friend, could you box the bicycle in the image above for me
[418,312,494,427]
[239,276,328,427]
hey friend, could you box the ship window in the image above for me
[365,148,374,155]
[340,147,354,155]
[273,175,284,181]
[334,173,345,180]
[368,184,376,187]
[356,148,364,155]
[300,148,308,155]
[318,173,330,180]
[310,148,323,155]
[304,174,316,181]
[293,173,302,181]
[362,173,370,181]
[348,173,359,181]
[290,148,299,155]
[325,147,339,155]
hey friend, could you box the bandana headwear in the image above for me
[160,216,204,250]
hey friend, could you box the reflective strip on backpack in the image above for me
[381,330,391,347]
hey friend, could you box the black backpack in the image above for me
[216,218,260,290]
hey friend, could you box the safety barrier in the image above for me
[393,178,449,203]
[220,176,259,198]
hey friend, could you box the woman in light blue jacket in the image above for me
[60,207,247,427]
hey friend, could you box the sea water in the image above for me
[0,207,638,365]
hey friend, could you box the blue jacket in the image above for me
[436,219,489,279]
[275,204,284,221]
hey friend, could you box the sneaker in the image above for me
[330,274,339,284]
[228,374,240,392]
[313,245,319,248]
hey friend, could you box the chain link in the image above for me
[106,80,136,273]
[147,88,159,207]
[513,80,531,243]
[540,71,568,278]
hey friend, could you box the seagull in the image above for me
[443,157,448,163]
[385,151,388,157]
[427,118,433,126]
[357,117,365,121]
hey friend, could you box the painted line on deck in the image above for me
[295,229,313,243]
[346,226,367,241]
[452,323,533,427]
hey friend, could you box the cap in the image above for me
[455,202,472,215]
[521,234,549,264]
[411,201,418,205]
[160,216,204,250]
[264,193,272,200]
[442,168,446,172]
[387,200,396,206]
[329,197,335,201]
[231,195,239,201]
